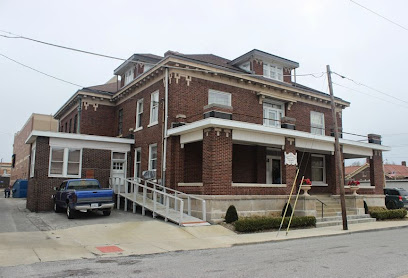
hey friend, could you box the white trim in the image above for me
[149,91,159,125]
[48,147,82,178]
[180,130,203,144]
[134,148,142,180]
[29,142,36,178]
[49,137,131,152]
[111,151,127,183]
[26,130,134,145]
[136,98,144,130]
[167,118,391,152]
[233,129,284,146]
[178,182,203,187]
[124,68,134,85]
[310,111,325,135]
[232,183,286,188]
[208,89,231,106]
[148,143,158,171]
[311,154,326,184]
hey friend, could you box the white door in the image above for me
[111,152,127,193]
[266,155,282,184]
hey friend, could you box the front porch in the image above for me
[167,118,390,222]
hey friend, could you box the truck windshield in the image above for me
[67,180,100,190]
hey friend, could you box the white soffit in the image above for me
[49,137,131,152]
[343,145,373,157]
[180,130,203,144]
[296,138,334,152]
[232,130,284,146]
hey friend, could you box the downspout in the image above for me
[77,96,82,134]
[162,67,169,187]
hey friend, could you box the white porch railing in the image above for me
[109,177,207,224]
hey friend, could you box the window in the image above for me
[134,148,141,181]
[136,99,143,130]
[30,143,36,178]
[311,155,326,184]
[144,64,153,73]
[73,114,78,134]
[263,101,284,128]
[263,63,283,81]
[149,91,159,125]
[148,144,157,171]
[239,62,250,72]
[311,111,325,135]
[69,119,72,133]
[208,89,231,106]
[64,122,67,133]
[118,109,123,135]
[124,68,134,85]
[49,147,82,178]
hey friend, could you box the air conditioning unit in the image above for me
[142,170,156,180]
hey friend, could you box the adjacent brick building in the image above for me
[27,49,389,219]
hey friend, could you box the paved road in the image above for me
[1,228,408,278]
[0,190,153,233]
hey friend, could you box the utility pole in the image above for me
[326,65,348,231]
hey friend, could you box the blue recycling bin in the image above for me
[12,179,28,198]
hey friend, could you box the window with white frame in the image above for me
[311,155,326,184]
[208,89,231,106]
[263,63,283,81]
[124,68,134,85]
[143,64,153,73]
[149,91,159,125]
[30,142,36,178]
[49,147,82,178]
[148,144,157,171]
[263,100,284,128]
[134,148,141,180]
[136,99,143,130]
[310,111,325,135]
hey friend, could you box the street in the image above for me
[1,227,408,278]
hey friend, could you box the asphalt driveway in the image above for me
[0,189,154,233]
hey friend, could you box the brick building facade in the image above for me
[27,49,389,218]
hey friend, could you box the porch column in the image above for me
[167,136,184,190]
[283,137,297,190]
[370,150,384,194]
[202,128,232,195]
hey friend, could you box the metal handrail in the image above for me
[316,198,327,219]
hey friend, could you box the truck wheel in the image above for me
[103,210,111,216]
[54,202,62,213]
[67,206,75,219]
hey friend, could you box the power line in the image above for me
[0,29,323,78]
[350,0,408,32]
[0,53,83,87]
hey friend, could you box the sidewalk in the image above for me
[1,218,408,267]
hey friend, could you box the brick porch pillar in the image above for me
[370,150,384,194]
[202,128,232,195]
[283,137,296,192]
[167,136,184,190]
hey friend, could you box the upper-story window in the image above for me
[208,89,231,106]
[124,68,134,85]
[263,63,283,81]
[149,91,159,126]
[136,99,143,130]
[118,109,123,135]
[310,111,325,135]
[148,144,157,171]
[144,64,153,73]
[263,100,284,128]
[239,62,250,72]
[73,114,78,134]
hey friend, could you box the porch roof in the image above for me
[167,118,391,156]
[26,131,134,145]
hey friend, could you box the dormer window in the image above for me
[239,62,250,72]
[144,64,153,73]
[263,63,283,81]
[124,68,134,85]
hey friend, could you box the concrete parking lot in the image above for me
[0,189,155,233]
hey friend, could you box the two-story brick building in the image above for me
[26,49,389,221]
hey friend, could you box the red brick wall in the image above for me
[232,144,257,183]
[60,107,78,133]
[286,102,342,136]
[184,141,202,183]
[27,136,113,212]
[251,59,263,75]
[283,68,292,83]
[369,150,384,194]
[80,103,116,137]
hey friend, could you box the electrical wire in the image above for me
[350,0,408,32]
[0,53,84,87]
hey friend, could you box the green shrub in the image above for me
[225,205,239,223]
[281,203,292,218]
[370,208,407,220]
[368,206,386,213]
[234,216,316,233]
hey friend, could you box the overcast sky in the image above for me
[1,0,407,165]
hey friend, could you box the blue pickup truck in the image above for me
[53,179,115,219]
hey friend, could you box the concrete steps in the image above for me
[316,214,375,228]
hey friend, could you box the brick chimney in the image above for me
[402,161,407,167]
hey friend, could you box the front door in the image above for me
[266,155,281,184]
[111,152,127,193]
